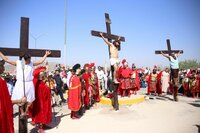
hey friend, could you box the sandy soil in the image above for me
[13,91,200,133]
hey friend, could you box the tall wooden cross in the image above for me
[91,13,125,81]
[155,39,183,55]
[91,13,125,110]
[155,39,183,101]
[91,13,125,58]
[0,17,61,133]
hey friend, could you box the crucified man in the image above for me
[160,51,182,88]
[99,32,121,84]
[0,50,51,118]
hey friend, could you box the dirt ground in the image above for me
[13,90,200,133]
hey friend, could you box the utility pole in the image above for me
[64,0,67,67]
[30,33,46,60]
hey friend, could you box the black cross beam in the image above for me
[91,13,125,57]
[155,39,183,55]
[0,17,61,133]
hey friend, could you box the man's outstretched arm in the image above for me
[33,50,51,66]
[0,52,16,66]
[176,50,182,57]
[161,51,170,59]
[99,32,113,47]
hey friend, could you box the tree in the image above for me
[179,59,200,70]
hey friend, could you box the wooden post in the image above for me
[91,13,125,110]
[0,17,61,133]
[155,39,183,101]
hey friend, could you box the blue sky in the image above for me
[0,0,200,68]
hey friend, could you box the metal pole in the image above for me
[64,0,67,67]
[30,33,46,60]
[19,58,27,133]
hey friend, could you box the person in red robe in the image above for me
[131,63,140,95]
[89,63,100,103]
[82,63,91,109]
[118,59,132,97]
[147,67,158,95]
[156,67,162,96]
[68,64,82,119]
[0,60,27,133]
[28,66,52,132]
[0,60,14,133]
[182,71,189,96]
[188,69,199,98]
[197,68,200,98]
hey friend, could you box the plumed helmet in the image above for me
[122,59,126,64]
[33,66,46,79]
[89,63,95,69]
[72,64,81,72]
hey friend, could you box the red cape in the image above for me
[119,67,132,78]
[82,72,90,107]
[89,72,100,102]
[147,73,158,94]
[197,75,200,92]
[132,69,140,91]
[156,71,162,95]
[118,67,132,94]
[0,78,14,133]
[68,75,82,111]
[28,79,52,124]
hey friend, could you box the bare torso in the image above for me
[110,45,118,58]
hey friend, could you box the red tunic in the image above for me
[82,72,90,107]
[197,75,200,92]
[119,67,132,89]
[157,71,162,95]
[68,75,81,111]
[28,80,52,124]
[132,69,140,91]
[28,67,52,124]
[0,78,14,133]
[147,73,158,94]
[182,75,189,96]
[89,72,100,102]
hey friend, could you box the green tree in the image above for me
[179,59,200,70]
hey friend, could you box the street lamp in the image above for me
[64,0,67,67]
[30,33,46,49]
[30,33,46,60]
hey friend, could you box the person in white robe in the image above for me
[0,50,51,117]
[161,68,170,93]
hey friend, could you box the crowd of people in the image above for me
[1,51,200,133]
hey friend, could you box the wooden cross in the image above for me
[0,17,61,133]
[0,18,60,57]
[91,13,125,58]
[155,39,183,55]
[155,39,183,101]
[91,13,124,108]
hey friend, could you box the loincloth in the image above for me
[110,58,120,66]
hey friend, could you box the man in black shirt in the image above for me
[53,69,66,103]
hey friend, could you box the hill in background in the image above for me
[4,62,66,74]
